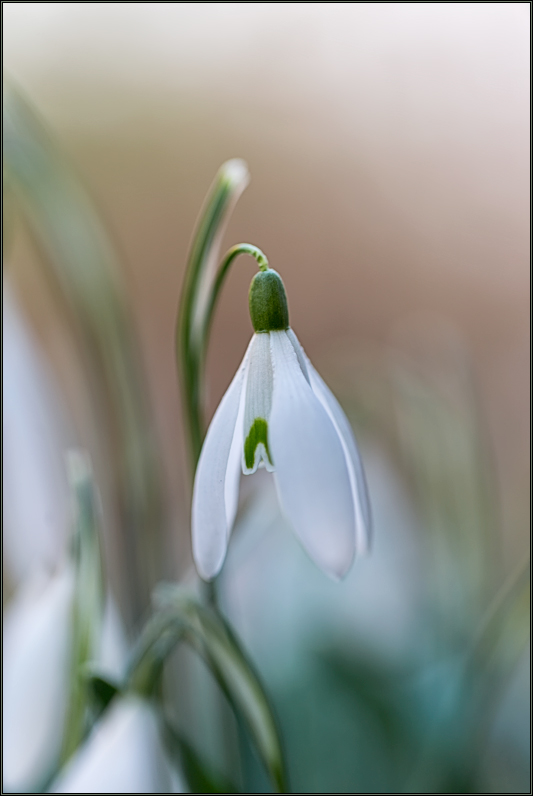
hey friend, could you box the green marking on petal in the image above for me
[244,418,273,471]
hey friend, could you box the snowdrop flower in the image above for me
[3,564,75,792]
[52,696,184,793]
[3,284,70,584]
[192,266,371,581]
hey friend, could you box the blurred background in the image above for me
[3,3,530,793]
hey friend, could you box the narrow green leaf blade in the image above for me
[153,587,288,793]
[84,671,121,720]
[176,160,250,466]
[163,720,241,794]
[3,84,161,624]
[61,450,105,763]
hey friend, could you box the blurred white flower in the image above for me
[2,285,76,793]
[3,564,75,792]
[51,696,185,794]
[2,561,129,793]
[193,268,371,581]
[2,296,125,790]
[2,283,70,583]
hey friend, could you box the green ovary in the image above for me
[244,418,273,471]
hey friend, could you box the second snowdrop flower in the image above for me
[192,263,371,581]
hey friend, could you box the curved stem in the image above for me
[201,243,269,369]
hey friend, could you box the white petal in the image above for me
[287,328,372,554]
[51,696,183,793]
[192,340,252,580]
[224,371,246,533]
[95,595,129,684]
[269,331,355,579]
[284,327,310,384]
[3,566,75,792]
[242,332,274,474]
[2,285,71,584]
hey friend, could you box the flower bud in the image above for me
[249,269,289,333]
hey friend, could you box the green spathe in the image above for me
[244,418,273,471]
[249,269,289,333]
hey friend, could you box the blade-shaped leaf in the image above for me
[163,719,240,794]
[3,84,161,624]
[61,451,105,764]
[176,159,250,466]
[469,559,530,675]
[127,586,288,793]
[84,669,121,721]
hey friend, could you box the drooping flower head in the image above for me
[192,264,371,581]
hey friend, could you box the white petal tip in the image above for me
[327,570,346,583]
[196,566,219,583]
[192,539,226,583]
[316,546,355,581]
[191,501,229,582]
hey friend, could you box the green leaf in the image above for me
[127,587,288,793]
[176,160,250,467]
[317,648,415,758]
[84,670,121,719]
[469,559,530,676]
[3,170,16,260]
[163,720,241,793]
[61,451,105,763]
[3,84,161,625]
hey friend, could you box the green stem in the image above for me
[202,244,269,352]
[203,577,219,611]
